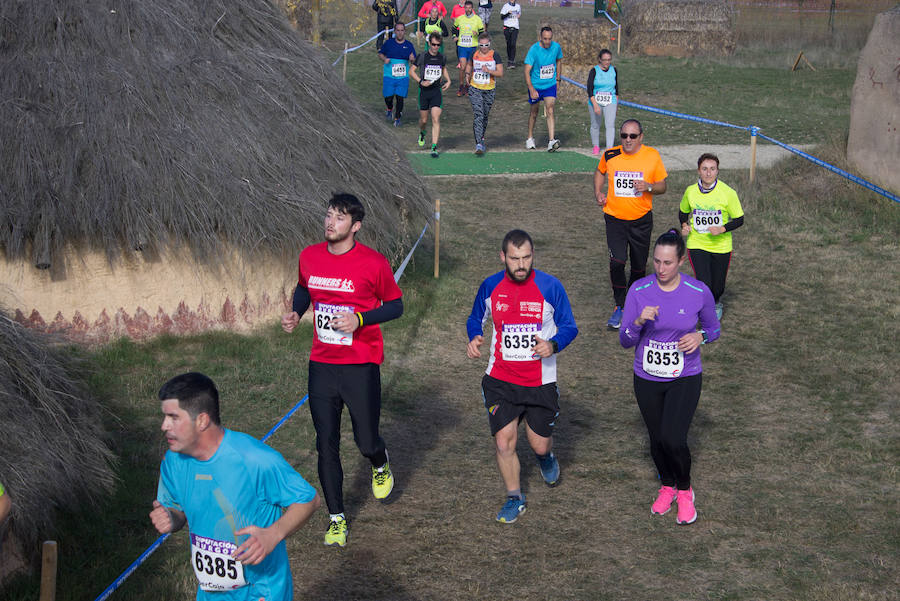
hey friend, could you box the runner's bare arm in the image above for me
[594,169,607,206]
[233,494,321,565]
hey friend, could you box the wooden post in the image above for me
[342,42,349,81]
[39,541,57,601]
[433,198,440,278]
[749,126,759,183]
[617,24,621,55]
[312,0,321,45]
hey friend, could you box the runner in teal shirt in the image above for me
[151,373,320,601]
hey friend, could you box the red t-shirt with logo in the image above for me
[298,241,402,365]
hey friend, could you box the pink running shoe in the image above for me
[592,145,600,155]
[675,488,697,525]
[651,485,676,515]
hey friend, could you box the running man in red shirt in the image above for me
[282,193,403,548]
[466,229,578,524]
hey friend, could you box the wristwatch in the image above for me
[647,184,653,193]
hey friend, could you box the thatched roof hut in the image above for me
[623,0,735,57]
[0,1,431,342]
[0,311,115,574]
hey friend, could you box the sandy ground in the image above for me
[570,143,816,171]
[429,143,816,172]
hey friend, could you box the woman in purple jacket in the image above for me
[619,228,720,525]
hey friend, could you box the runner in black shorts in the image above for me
[411,32,451,158]
[466,229,578,524]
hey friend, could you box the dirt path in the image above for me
[425,143,815,172]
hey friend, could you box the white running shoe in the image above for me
[525,137,536,150]
[548,139,560,152]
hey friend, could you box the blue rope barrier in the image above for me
[559,76,899,204]
[332,18,419,66]
[757,133,900,204]
[598,10,618,27]
[93,534,171,601]
[92,219,431,601]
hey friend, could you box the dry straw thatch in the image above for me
[0,311,115,571]
[0,1,431,273]
[540,18,617,67]
[623,0,735,57]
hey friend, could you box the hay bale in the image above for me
[847,6,900,195]
[623,0,735,57]
[0,311,115,573]
[538,18,617,66]
[557,64,602,103]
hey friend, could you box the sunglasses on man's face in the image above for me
[620,132,641,139]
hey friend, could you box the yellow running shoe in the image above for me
[372,462,394,500]
[324,517,348,547]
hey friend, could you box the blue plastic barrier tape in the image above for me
[599,10,618,27]
[560,76,750,132]
[93,534,171,601]
[560,76,898,204]
[92,220,430,601]
[332,19,419,66]
[757,133,900,203]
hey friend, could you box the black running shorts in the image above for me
[481,374,560,438]
[418,85,443,110]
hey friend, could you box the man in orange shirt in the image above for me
[593,119,668,329]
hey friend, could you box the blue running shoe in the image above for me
[385,109,393,121]
[475,143,485,155]
[537,452,560,487]
[496,495,526,523]
[607,306,623,330]
[393,118,402,127]
[715,302,723,321]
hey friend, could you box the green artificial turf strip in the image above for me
[406,150,598,175]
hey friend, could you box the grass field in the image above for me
[4,2,899,600]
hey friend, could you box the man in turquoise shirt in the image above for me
[150,372,320,601]
[523,26,563,152]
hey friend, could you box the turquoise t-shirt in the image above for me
[588,64,617,106]
[158,429,317,601]
[524,41,563,90]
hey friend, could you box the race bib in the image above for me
[472,60,494,85]
[538,64,555,80]
[613,170,643,198]
[424,64,442,82]
[314,303,354,346]
[692,209,723,234]
[642,340,684,378]
[500,323,539,362]
[594,91,612,106]
[460,34,473,46]
[391,63,407,78]
[191,534,247,592]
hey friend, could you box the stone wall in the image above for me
[847,6,900,195]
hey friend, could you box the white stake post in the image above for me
[434,199,440,278]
